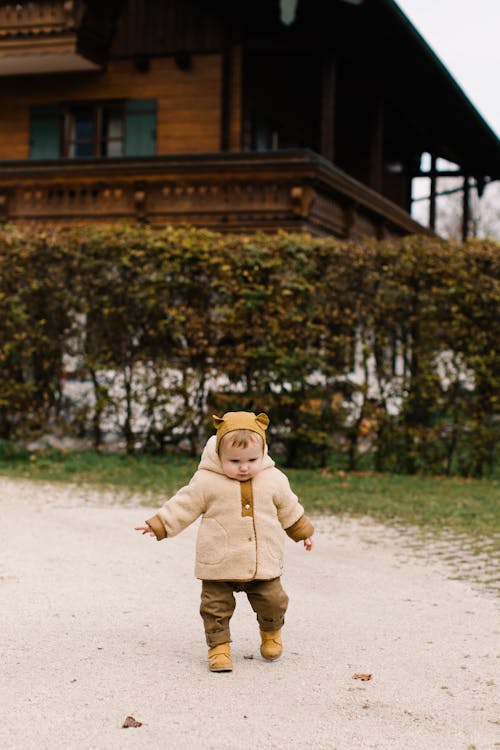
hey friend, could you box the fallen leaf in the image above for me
[122,716,142,728]
[243,654,254,660]
[352,673,372,681]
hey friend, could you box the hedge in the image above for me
[0,224,498,476]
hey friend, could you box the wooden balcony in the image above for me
[0,1,81,34]
[0,1,104,74]
[0,150,430,239]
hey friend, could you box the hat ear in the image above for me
[256,413,269,430]
[212,414,225,429]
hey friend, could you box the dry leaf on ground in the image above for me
[122,716,142,728]
[352,673,372,681]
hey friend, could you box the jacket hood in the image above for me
[198,435,275,475]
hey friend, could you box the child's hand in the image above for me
[135,525,156,538]
[304,537,314,551]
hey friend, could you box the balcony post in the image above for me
[462,174,470,241]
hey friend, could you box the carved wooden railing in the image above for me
[0,1,81,37]
[0,150,430,238]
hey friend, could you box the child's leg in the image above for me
[200,581,237,647]
[244,578,289,631]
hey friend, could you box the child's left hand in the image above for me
[135,525,156,537]
[304,537,314,551]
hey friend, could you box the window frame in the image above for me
[62,99,127,159]
[29,98,157,160]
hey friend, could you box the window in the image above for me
[30,99,156,159]
[64,102,126,157]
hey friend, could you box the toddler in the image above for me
[135,411,314,672]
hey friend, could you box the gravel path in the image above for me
[1,477,498,750]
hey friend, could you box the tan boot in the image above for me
[260,629,282,660]
[208,643,232,672]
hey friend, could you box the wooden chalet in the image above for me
[0,0,499,239]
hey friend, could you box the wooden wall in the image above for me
[109,0,223,57]
[0,55,222,159]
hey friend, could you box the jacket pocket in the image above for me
[265,534,284,561]
[196,518,228,565]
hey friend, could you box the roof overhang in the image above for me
[0,35,102,75]
[373,0,500,177]
[289,0,500,179]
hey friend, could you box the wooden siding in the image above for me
[109,0,223,57]
[0,56,222,159]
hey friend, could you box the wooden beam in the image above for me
[228,44,243,151]
[220,40,230,151]
[414,169,464,178]
[320,53,336,163]
[369,97,384,192]
[221,43,242,151]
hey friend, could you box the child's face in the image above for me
[219,440,264,481]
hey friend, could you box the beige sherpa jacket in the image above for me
[146,435,314,582]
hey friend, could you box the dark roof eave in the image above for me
[378,0,500,172]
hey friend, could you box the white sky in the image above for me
[395,0,500,138]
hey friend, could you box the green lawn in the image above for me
[0,447,498,540]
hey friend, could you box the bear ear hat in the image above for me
[212,411,270,453]
[212,412,269,431]
[255,413,269,430]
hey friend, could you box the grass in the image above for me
[287,467,499,540]
[0,447,196,499]
[0,446,498,540]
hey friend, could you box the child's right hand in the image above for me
[135,525,156,537]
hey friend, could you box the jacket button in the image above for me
[244,503,250,509]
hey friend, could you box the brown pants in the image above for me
[200,578,289,648]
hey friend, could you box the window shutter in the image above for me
[124,99,157,156]
[29,105,60,159]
